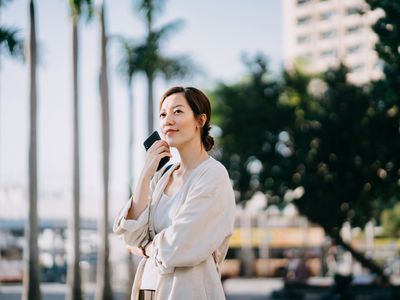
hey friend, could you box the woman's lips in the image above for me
[166,129,177,135]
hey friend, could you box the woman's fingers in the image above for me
[148,140,168,153]
[149,141,171,157]
[157,152,172,160]
[156,146,170,155]
[143,139,171,173]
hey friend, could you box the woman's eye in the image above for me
[174,110,182,114]
[159,113,166,118]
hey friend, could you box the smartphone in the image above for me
[143,131,170,171]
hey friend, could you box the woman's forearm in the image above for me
[126,171,152,220]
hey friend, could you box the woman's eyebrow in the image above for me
[160,104,185,111]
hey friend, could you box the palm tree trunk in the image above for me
[146,73,154,135]
[0,7,2,187]
[67,15,83,300]
[23,1,40,299]
[128,79,134,195]
[125,78,136,300]
[96,2,113,299]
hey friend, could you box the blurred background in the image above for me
[1,0,400,299]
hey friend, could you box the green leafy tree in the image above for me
[66,1,93,300]
[212,54,288,204]
[283,65,393,281]
[367,0,400,106]
[213,55,395,282]
[364,0,400,211]
[381,203,400,237]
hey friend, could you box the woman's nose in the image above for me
[164,113,175,125]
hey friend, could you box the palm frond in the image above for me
[0,26,24,60]
[0,0,13,9]
[69,0,94,21]
[158,55,195,80]
[116,37,141,84]
[135,0,165,24]
[151,19,184,44]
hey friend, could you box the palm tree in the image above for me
[96,1,113,299]
[135,0,193,135]
[66,1,93,300]
[22,1,40,299]
[117,37,138,195]
[116,37,139,300]
[0,0,24,190]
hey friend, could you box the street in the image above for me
[0,278,284,300]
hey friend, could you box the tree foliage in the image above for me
[212,55,398,280]
[367,0,400,105]
[212,54,287,204]
[381,203,400,237]
[366,0,400,236]
[0,0,24,61]
[211,0,400,282]
[214,1,400,242]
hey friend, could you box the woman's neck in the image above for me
[176,140,209,173]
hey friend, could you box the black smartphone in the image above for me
[143,131,170,171]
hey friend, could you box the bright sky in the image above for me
[0,0,282,219]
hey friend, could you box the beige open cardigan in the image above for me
[113,157,236,300]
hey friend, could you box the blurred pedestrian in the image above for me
[113,86,236,300]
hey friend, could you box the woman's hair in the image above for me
[160,86,214,151]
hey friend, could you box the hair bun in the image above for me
[201,125,213,151]
[203,133,214,152]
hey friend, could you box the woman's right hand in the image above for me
[141,140,172,178]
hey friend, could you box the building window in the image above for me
[321,49,337,58]
[320,30,336,39]
[298,53,313,61]
[346,25,362,34]
[349,64,364,73]
[346,7,361,16]
[297,0,311,6]
[297,15,312,25]
[320,11,335,21]
[297,35,311,44]
[347,44,362,54]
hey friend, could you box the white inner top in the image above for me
[140,191,181,290]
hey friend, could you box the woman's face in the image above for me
[159,92,203,149]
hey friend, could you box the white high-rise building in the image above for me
[282,0,383,84]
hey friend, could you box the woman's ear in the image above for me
[198,114,207,128]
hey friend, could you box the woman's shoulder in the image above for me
[198,157,230,181]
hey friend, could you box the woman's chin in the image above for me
[166,139,184,149]
[165,138,176,147]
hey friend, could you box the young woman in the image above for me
[113,86,236,300]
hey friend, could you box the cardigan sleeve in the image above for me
[112,196,150,247]
[113,169,163,247]
[150,165,236,274]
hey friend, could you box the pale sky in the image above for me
[0,0,282,219]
